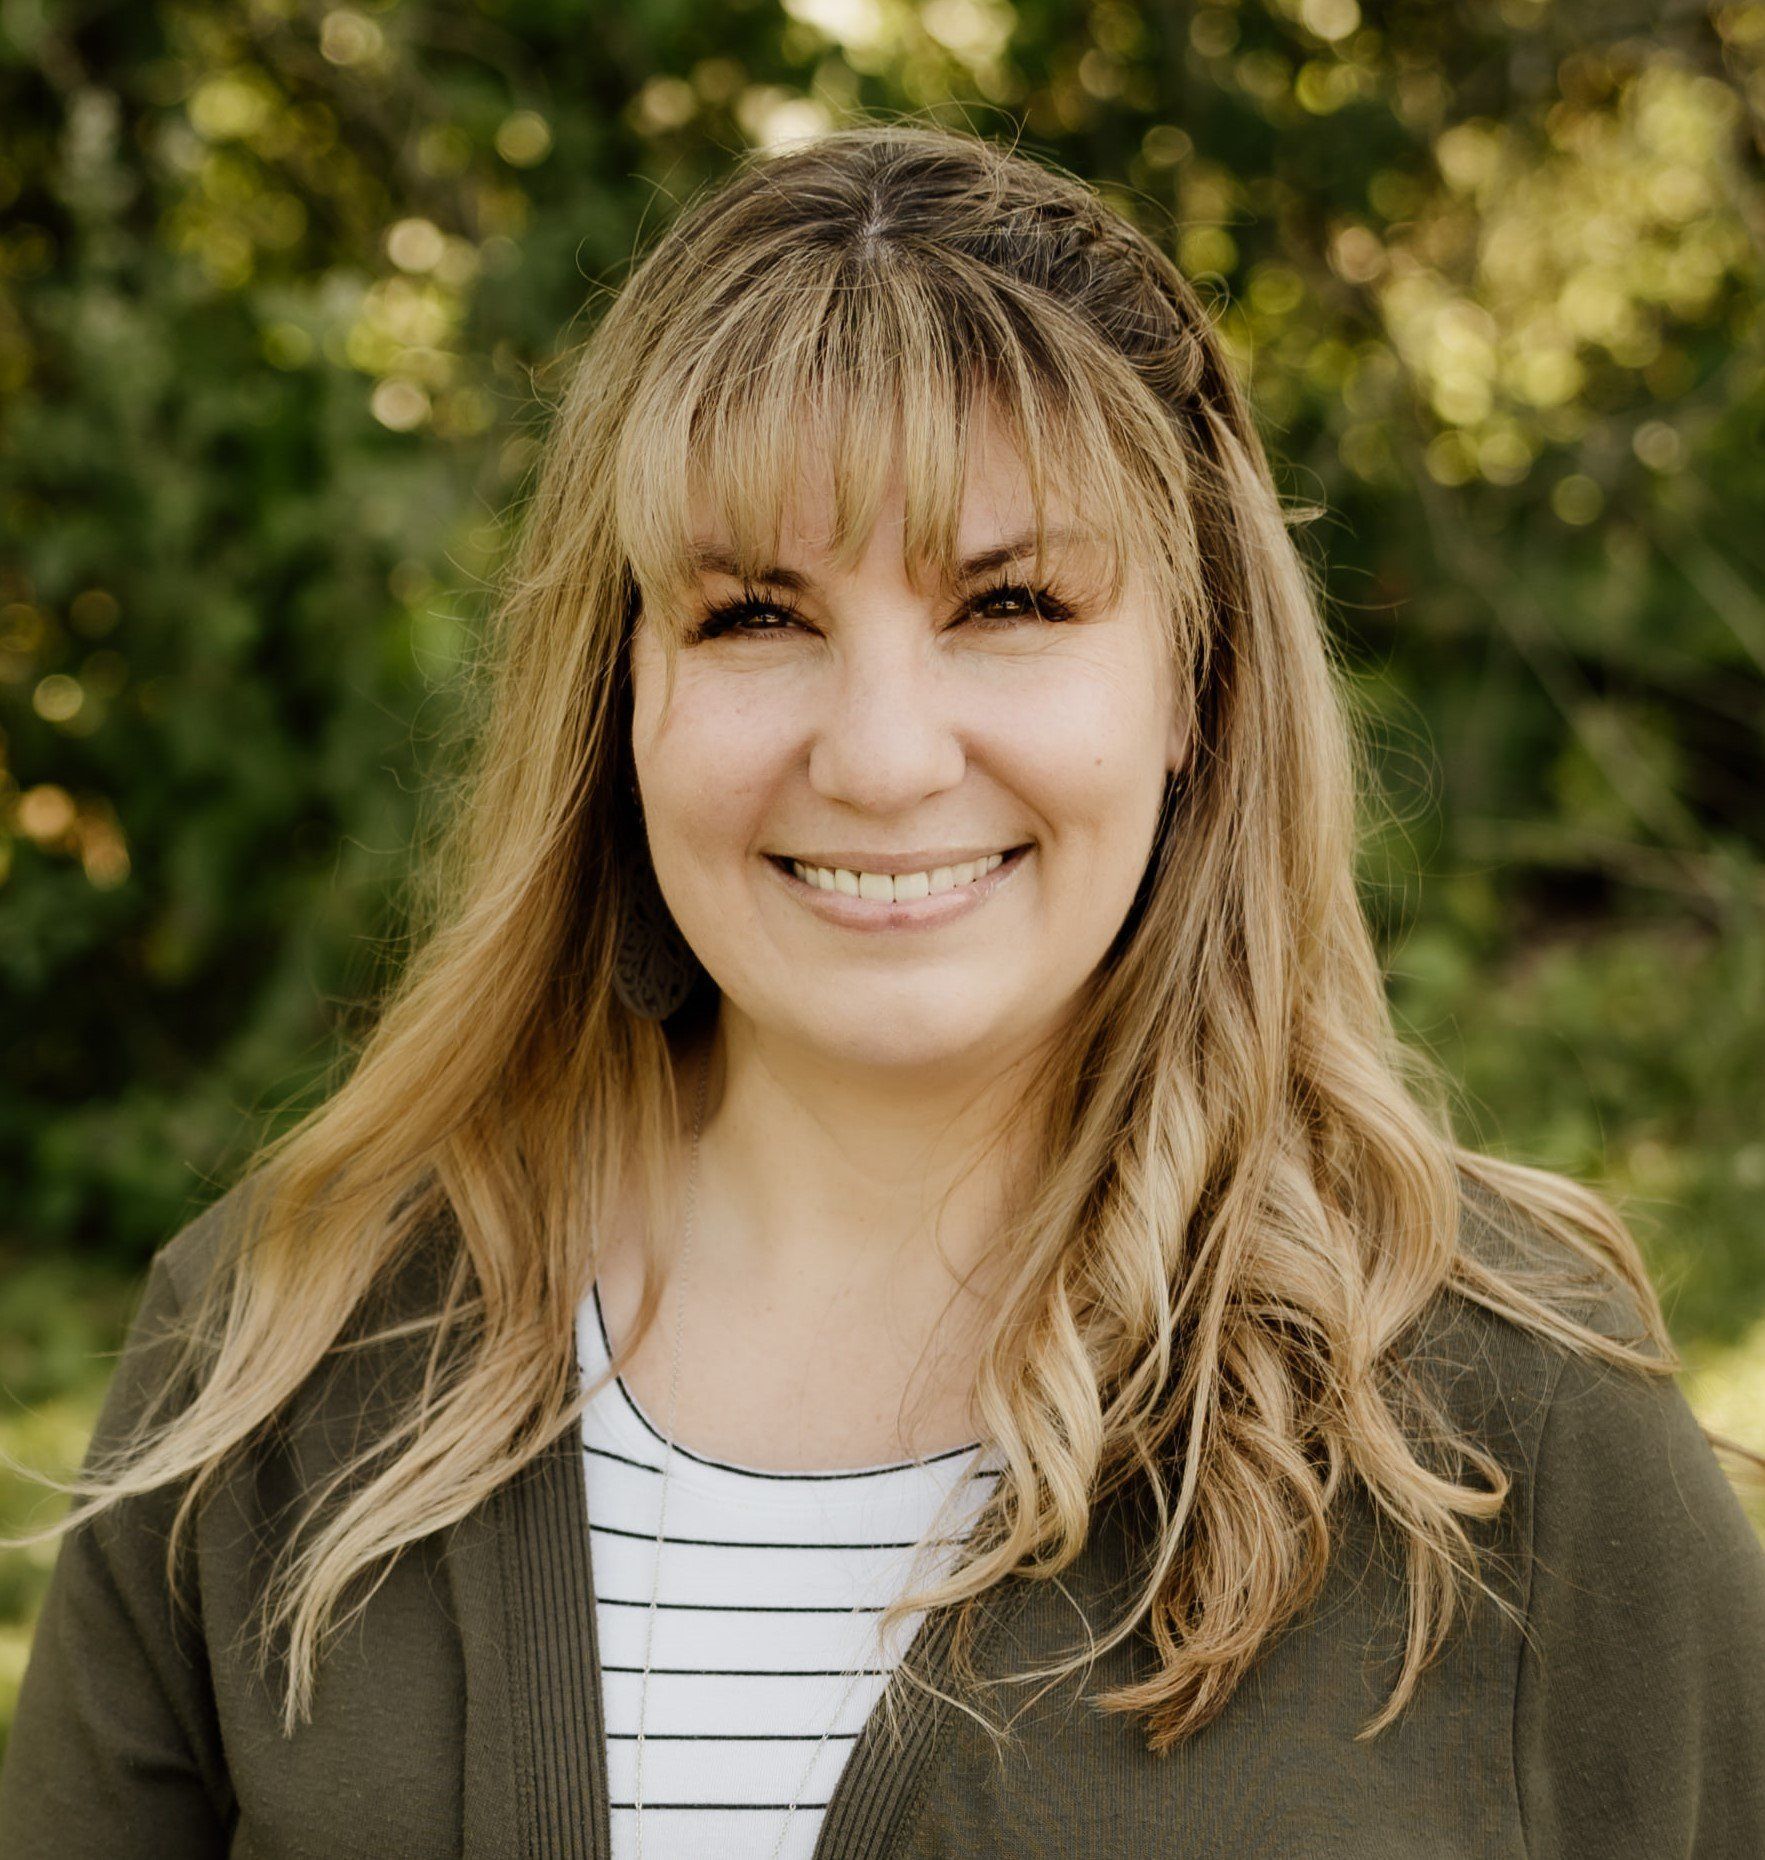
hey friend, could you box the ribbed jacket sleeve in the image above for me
[1511,1342,1765,1857]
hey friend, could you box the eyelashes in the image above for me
[685,576,1079,644]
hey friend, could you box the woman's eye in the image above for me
[689,580,1072,643]
[966,582,1073,628]
[689,600,802,641]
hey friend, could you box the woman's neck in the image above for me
[593,1016,1044,1471]
[695,1013,1042,1293]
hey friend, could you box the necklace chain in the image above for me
[628,1048,883,1860]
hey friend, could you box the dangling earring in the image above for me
[612,778,708,1021]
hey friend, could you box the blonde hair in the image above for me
[13,117,1761,1751]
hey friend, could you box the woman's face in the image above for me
[628,411,1189,1078]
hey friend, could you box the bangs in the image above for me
[611,244,1181,655]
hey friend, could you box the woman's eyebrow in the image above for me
[685,525,1090,592]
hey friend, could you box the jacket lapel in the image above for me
[813,1569,1041,1857]
[445,1486,523,1856]
[446,1428,614,1860]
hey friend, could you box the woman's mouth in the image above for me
[762,844,1033,932]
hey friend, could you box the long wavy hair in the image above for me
[14,117,1761,1750]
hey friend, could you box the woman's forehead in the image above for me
[670,444,1131,602]
[681,502,1116,593]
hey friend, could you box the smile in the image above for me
[763,844,1032,931]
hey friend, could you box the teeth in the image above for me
[788,850,1008,901]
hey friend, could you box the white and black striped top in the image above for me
[576,1284,999,1860]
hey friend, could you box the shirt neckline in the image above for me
[583,1280,986,1484]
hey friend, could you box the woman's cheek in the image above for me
[642,683,784,851]
[1008,669,1160,814]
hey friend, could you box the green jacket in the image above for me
[3,1176,1763,1858]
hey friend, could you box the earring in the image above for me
[612,782,707,1021]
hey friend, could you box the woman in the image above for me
[3,120,1762,1860]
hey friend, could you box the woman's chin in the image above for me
[759,995,1036,1076]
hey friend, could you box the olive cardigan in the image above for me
[3,1176,1763,1859]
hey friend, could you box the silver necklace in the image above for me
[628,1050,889,1860]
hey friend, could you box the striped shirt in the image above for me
[576,1283,998,1860]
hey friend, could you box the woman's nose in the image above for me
[804,630,967,814]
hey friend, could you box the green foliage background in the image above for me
[3,0,1764,1748]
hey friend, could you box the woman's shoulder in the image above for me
[1409,1178,1763,1614]
[1401,1176,1661,1434]
[117,1167,458,1467]
[147,1169,264,1311]
[1374,1179,1757,1578]
[1448,1172,1657,1337]
[147,1165,457,1316]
